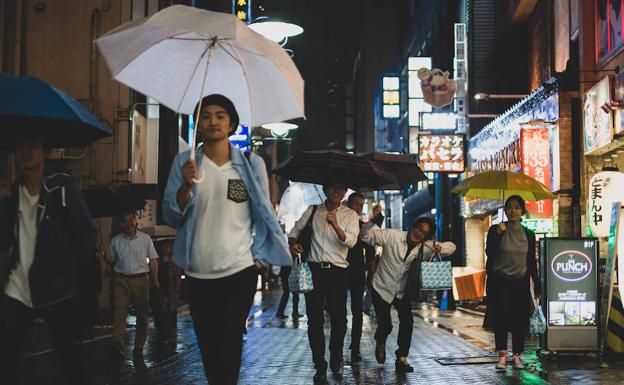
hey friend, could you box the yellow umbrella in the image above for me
[451,170,556,201]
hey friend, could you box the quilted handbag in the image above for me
[420,253,453,291]
[288,255,314,294]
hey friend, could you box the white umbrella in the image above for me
[96,5,304,160]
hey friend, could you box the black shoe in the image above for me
[276,312,287,319]
[292,312,302,318]
[313,369,327,383]
[395,357,414,372]
[375,343,386,364]
[330,356,343,374]
[351,351,362,362]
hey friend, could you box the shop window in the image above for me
[596,0,624,63]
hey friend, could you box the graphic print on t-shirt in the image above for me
[227,179,249,203]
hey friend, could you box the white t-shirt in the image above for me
[187,158,254,279]
[5,185,40,307]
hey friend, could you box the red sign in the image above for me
[521,127,552,218]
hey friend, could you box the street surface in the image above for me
[16,287,624,384]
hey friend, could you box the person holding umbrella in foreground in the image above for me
[0,133,97,385]
[484,195,541,370]
[163,94,291,385]
[360,216,456,372]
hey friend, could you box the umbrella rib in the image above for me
[176,39,213,113]
[218,40,254,123]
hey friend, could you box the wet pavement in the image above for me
[16,287,624,385]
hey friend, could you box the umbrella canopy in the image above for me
[81,185,153,218]
[450,170,556,201]
[272,150,397,189]
[96,5,304,127]
[360,152,427,189]
[0,74,112,149]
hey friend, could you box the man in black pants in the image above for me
[345,193,382,362]
[288,176,360,383]
[0,134,97,385]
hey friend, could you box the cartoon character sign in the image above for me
[417,67,457,108]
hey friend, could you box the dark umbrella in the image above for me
[272,150,397,189]
[360,152,427,189]
[81,185,152,218]
[0,74,112,149]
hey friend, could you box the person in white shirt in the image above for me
[288,175,360,382]
[360,216,456,372]
[104,211,159,357]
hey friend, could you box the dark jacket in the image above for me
[485,223,541,295]
[0,173,97,308]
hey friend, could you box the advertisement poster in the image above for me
[600,203,621,348]
[583,76,613,155]
[545,239,598,326]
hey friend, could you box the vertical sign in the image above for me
[382,75,400,119]
[232,0,251,23]
[587,170,624,237]
[408,57,432,127]
[521,127,553,218]
[601,203,621,351]
[454,23,468,133]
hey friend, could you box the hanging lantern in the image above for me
[588,169,624,237]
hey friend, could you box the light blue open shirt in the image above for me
[162,144,292,271]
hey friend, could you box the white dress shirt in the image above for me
[108,231,159,275]
[288,203,359,268]
[360,223,456,304]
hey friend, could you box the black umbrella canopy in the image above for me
[272,150,397,189]
[360,152,427,189]
[81,185,150,218]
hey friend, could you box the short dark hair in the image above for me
[411,216,435,240]
[505,195,526,214]
[347,192,364,203]
[323,169,348,190]
[193,94,240,135]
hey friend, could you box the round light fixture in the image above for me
[248,21,304,43]
[261,122,298,137]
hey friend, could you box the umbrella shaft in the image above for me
[190,40,217,160]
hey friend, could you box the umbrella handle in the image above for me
[193,169,205,184]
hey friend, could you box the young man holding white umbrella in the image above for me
[163,94,291,385]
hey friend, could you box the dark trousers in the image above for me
[276,266,300,315]
[304,263,348,371]
[347,272,364,352]
[0,295,87,385]
[371,288,414,358]
[489,275,530,354]
[188,266,257,385]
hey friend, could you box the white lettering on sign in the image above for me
[551,250,593,282]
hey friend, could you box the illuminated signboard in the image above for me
[232,0,251,22]
[421,112,457,131]
[521,126,553,218]
[522,218,554,234]
[584,76,613,155]
[418,134,465,172]
[382,75,400,119]
[587,170,624,237]
[544,239,598,327]
[407,57,432,127]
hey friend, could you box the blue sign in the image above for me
[229,124,251,152]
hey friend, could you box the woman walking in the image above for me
[485,195,541,370]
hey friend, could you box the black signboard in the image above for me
[543,239,599,327]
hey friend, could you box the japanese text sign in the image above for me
[521,127,553,218]
[418,134,465,172]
